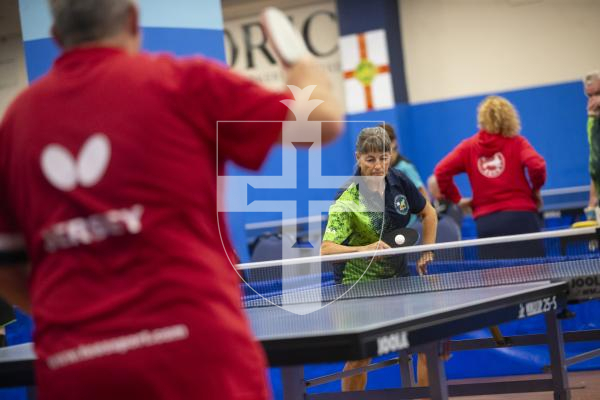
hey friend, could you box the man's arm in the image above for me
[321,240,391,255]
[520,137,546,191]
[419,201,438,246]
[416,201,437,275]
[434,142,467,204]
[0,264,30,314]
[589,181,597,209]
[284,57,344,144]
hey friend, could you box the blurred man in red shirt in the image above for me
[0,0,343,398]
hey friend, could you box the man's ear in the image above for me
[127,3,140,37]
[50,25,64,48]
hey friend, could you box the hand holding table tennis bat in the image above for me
[260,7,309,67]
[381,228,419,249]
[259,7,344,138]
[260,7,328,89]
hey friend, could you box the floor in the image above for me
[452,370,600,399]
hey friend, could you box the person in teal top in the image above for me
[380,124,429,226]
[585,72,600,211]
[321,126,438,392]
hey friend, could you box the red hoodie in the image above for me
[434,130,546,218]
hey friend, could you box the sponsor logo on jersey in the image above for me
[42,204,144,252]
[394,194,409,215]
[40,134,145,251]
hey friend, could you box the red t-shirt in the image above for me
[434,131,546,218]
[0,47,289,399]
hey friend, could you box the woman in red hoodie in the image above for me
[434,96,546,258]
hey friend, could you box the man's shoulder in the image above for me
[136,52,228,77]
[0,76,50,126]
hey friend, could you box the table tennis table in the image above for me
[1,230,599,400]
[0,279,578,400]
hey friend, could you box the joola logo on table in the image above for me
[376,331,409,355]
[570,276,600,299]
[570,276,600,288]
[518,296,557,319]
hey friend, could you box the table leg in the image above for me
[545,311,571,400]
[425,342,449,400]
[281,366,305,400]
[399,351,415,387]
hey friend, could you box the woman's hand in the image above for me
[416,251,434,275]
[532,190,543,210]
[458,197,472,215]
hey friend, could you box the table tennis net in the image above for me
[238,227,600,308]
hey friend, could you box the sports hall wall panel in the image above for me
[18,0,226,82]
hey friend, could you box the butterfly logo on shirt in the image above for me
[40,134,111,191]
[477,152,505,179]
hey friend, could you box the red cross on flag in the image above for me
[340,29,395,114]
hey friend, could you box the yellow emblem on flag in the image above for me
[340,29,395,114]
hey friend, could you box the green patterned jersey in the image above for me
[323,169,426,284]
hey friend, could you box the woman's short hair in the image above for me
[477,96,521,138]
[355,127,391,154]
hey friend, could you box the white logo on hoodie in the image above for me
[477,152,505,178]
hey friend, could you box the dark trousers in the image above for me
[475,210,544,259]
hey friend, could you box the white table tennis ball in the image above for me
[395,234,406,246]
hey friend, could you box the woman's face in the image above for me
[586,79,600,97]
[356,151,391,176]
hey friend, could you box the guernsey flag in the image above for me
[340,29,395,114]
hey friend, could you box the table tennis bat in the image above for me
[381,227,419,248]
[260,7,309,67]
